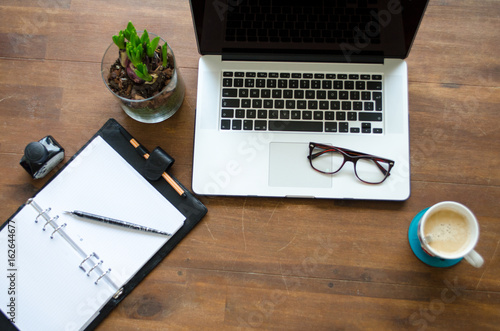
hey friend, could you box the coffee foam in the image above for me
[423,209,471,256]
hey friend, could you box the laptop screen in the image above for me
[189,0,428,62]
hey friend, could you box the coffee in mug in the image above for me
[417,201,484,268]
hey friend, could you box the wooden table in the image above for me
[1,0,499,330]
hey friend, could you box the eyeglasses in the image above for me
[307,142,395,184]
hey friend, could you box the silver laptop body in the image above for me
[189,0,429,200]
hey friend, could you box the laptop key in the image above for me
[222,109,234,118]
[241,99,251,108]
[223,88,237,97]
[234,78,244,87]
[367,81,382,90]
[353,102,363,110]
[236,109,245,118]
[362,123,371,133]
[325,122,337,132]
[286,100,296,109]
[373,92,383,110]
[319,101,329,109]
[254,120,267,130]
[308,101,318,109]
[232,120,242,130]
[243,120,253,130]
[314,111,323,120]
[359,112,382,121]
[256,79,266,87]
[339,122,349,132]
[268,121,323,132]
[364,102,374,111]
[252,99,262,108]
[221,119,231,130]
[238,89,249,97]
[222,99,240,107]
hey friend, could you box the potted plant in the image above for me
[101,22,185,123]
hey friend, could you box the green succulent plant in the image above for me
[111,21,168,83]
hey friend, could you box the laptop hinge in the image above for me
[221,51,384,64]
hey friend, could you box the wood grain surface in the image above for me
[0,0,499,330]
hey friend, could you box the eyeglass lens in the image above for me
[310,146,391,184]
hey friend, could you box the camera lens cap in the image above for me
[24,142,48,164]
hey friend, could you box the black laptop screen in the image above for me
[189,0,428,62]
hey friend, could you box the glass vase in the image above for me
[101,33,185,123]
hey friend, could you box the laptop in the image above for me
[188,0,429,200]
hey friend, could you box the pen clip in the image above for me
[143,147,175,181]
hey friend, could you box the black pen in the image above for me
[65,210,172,236]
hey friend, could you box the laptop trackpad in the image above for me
[268,143,332,188]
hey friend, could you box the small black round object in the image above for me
[20,136,64,179]
[24,142,48,164]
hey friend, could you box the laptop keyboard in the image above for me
[220,71,383,134]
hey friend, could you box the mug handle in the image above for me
[464,250,484,268]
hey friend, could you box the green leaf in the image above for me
[112,31,125,49]
[123,21,137,41]
[147,36,160,58]
[162,43,168,67]
[140,30,150,46]
[126,42,144,67]
[135,63,153,82]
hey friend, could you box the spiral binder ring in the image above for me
[79,252,100,272]
[43,215,59,231]
[35,207,51,223]
[50,223,67,239]
[87,260,103,276]
[95,268,112,285]
[25,199,121,293]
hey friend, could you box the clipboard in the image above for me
[0,119,207,330]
